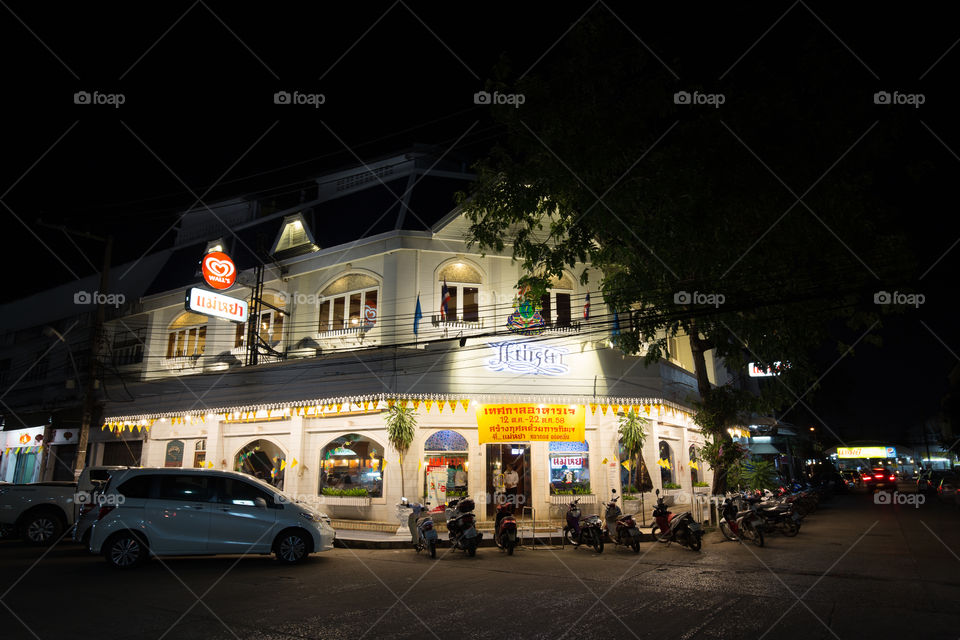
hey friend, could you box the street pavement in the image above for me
[1,490,958,640]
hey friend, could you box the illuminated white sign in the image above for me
[550,456,584,469]
[486,341,570,376]
[186,287,248,323]
[748,362,786,377]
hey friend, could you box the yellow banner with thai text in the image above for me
[476,404,585,444]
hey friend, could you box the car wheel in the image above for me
[275,531,310,564]
[105,533,146,569]
[23,511,63,546]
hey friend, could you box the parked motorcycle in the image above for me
[719,495,764,547]
[746,493,801,536]
[494,503,518,555]
[400,498,439,558]
[603,490,641,553]
[563,497,604,553]
[650,489,703,551]
[445,497,481,556]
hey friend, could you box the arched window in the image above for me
[423,430,469,503]
[319,434,383,498]
[166,312,207,359]
[235,439,286,490]
[235,292,286,349]
[318,274,379,333]
[618,438,652,493]
[438,262,482,322]
[549,440,589,495]
[658,441,675,487]
[541,273,575,328]
[689,444,700,485]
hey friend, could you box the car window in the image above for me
[116,475,153,499]
[89,469,113,482]
[158,475,213,502]
[217,478,278,508]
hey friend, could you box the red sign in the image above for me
[201,252,237,290]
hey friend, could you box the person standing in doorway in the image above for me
[504,464,520,507]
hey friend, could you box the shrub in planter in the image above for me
[321,487,370,497]
[663,482,682,490]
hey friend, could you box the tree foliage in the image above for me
[384,404,417,497]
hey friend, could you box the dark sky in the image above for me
[2,3,959,443]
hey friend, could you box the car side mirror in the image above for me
[255,497,268,509]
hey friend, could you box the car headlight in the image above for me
[299,511,331,525]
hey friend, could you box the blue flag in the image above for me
[611,310,620,336]
[413,294,423,335]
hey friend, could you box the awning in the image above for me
[749,443,782,455]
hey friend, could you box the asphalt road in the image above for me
[1,490,958,640]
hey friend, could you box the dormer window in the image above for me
[204,239,224,255]
[272,213,318,255]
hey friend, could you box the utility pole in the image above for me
[38,221,114,480]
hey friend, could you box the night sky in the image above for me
[2,3,958,444]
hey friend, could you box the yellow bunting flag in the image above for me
[449,401,456,414]
[412,399,421,411]
[632,405,640,415]
[387,398,396,409]
[657,458,671,470]
[622,459,633,471]
[589,403,598,414]
[425,400,434,413]
[290,458,298,468]
[602,457,608,464]
[460,399,470,411]
[280,459,287,471]
[206,461,214,469]
[336,403,343,413]
[417,459,422,471]
[600,404,609,416]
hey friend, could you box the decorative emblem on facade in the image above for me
[506,284,546,335]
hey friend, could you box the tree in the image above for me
[384,404,417,498]
[617,408,651,492]
[459,13,913,494]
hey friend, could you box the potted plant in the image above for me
[320,487,372,506]
[618,408,651,497]
[384,403,417,498]
[693,481,710,493]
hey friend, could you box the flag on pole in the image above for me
[611,310,621,336]
[413,294,423,335]
[583,292,590,320]
[441,279,451,320]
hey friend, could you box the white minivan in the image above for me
[89,468,335,568]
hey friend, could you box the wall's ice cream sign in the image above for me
[201,251,237,290]
[186,287,248,323]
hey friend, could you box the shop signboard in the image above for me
[476,404,586,444]
[549,456,584,470]
[165,440,185,468]
[837,446,894,459]
[485,341,570,376]
[748,362,786,377]
[185,287,248,323]
[201,251,237,290]
[426,466,447,506]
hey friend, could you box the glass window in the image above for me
[166,314,207,359]
[349,292,362,326]
[234,439,286,490]
[658,441,675,486]
[548,441,590,495]
[438,263,483,323]
[319,434,382,498]
[364,290,378,326]
[423,430,470,506]
[158,475,212,502]
[117,475,153,499]
[446,287,458,319]
[618,438,652,493]
[166,333,176,358]
[689,445,700,485]
[318,300,331,332]
[217,477,278,508]
[540,294,552,325]
[235,323,245,348]
[318,275,381,333]
[555,293,571,327]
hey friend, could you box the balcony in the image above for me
[431,315,483,331]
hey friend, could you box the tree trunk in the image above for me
[688,331,731,496]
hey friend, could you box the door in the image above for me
[486,444,530,517]
[207,477,278,554]
[145,474,214,554]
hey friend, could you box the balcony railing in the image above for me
[431,316,483,330]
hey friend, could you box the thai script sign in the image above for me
[186,287,248,323]
[836,446,895,459]
[485,341,570,376]
[476,404,585,443]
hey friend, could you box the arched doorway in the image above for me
[234,439,286,489]
[658,440,675,487]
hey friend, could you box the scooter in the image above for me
[564,497,604,553]
[400,498,439,558]
[650,489,703,551]
[719,495,764,547]
[603,489,641,553]
[445,497,481,556]
[494,503,518,555]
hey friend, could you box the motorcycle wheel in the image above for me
[688,531,702,552]
[650,524,669,543]
[415,543,422,554]
[428,540,436,559]
[467,544,477,557]
[565,528,580,547]
[506,541,515,556]
[631,539,640,553]
[753,526,765,547]
[781,521,800,537]
[592,532,604,554]
[719,521,738,542]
